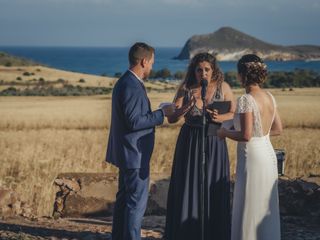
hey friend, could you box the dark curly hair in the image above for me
[183,52,224,89]
[237,54,268,87]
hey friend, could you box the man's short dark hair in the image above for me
[129,42,155,66]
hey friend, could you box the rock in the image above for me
[0,187,34,219]
[52,173,320,220]
[53,173,119,218]
[175,27,320,61]
[297,179,318,195]
[278,177,320,217]
[52,173,170,218]
[54,178,81,192]
[146,177,170,215]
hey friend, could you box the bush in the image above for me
[23,72,32,76]
[155,68,171,79]
[174,71,186,80]
[0,87,18,96]
[79,79,86,83]
[114,72,122,78]
[224,72,240,88]
[0,84,113,96]
[5,61,12,67]
[149,70,156,79]
[16,77,22,81]
[223,69,320,88]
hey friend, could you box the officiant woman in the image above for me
[164,52,235,240]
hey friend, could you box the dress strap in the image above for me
[212,81,224,101]
[266,91,276,134]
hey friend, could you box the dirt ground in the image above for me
[0,215,319,240]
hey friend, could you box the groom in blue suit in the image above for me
[106,42,173,240]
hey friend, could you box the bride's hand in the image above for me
[217,127,227,139]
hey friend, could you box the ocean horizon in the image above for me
[1,46,320,77]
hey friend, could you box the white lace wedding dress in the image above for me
[231,93,280,240]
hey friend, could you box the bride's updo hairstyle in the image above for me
[237,54,267,87]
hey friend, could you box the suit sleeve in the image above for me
[121,86,164,131]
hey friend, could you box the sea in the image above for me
[1,46,320,77]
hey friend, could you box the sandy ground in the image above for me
[0,216,319,240]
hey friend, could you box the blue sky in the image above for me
[0,0,319,47]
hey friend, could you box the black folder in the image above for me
[206,101,231,114]
[206,101,231,135]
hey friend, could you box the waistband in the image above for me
[184,121,222,136]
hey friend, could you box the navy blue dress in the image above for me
[164,87,231,240]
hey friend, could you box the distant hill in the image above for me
[175,27,320,61]
[0,52,38,66]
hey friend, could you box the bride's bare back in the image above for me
[249,90,276,136]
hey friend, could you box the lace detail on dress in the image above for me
[236,94,253,114]
[234,94,263,137]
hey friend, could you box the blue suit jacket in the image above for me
[106,70,164,169]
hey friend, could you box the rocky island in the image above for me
[175,27,320,61]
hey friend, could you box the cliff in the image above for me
[175,27,320,61]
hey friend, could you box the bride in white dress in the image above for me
[217,54,283,240]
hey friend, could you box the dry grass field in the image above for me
[0,88,320,216]
[0,66,176,91]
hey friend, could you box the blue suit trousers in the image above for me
[112,168,149,240]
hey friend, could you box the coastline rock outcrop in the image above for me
[176,27,320,61]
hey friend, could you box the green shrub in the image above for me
[174,71,186,80]
[23,72,31,76]
[155,68,171,79]
[114,72,122,78]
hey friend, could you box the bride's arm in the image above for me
[218,112,253,142]
[270,110,282,136]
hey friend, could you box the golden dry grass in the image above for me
[0,66,115,87]
[0,66,177,90]
[0,88,319,216]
